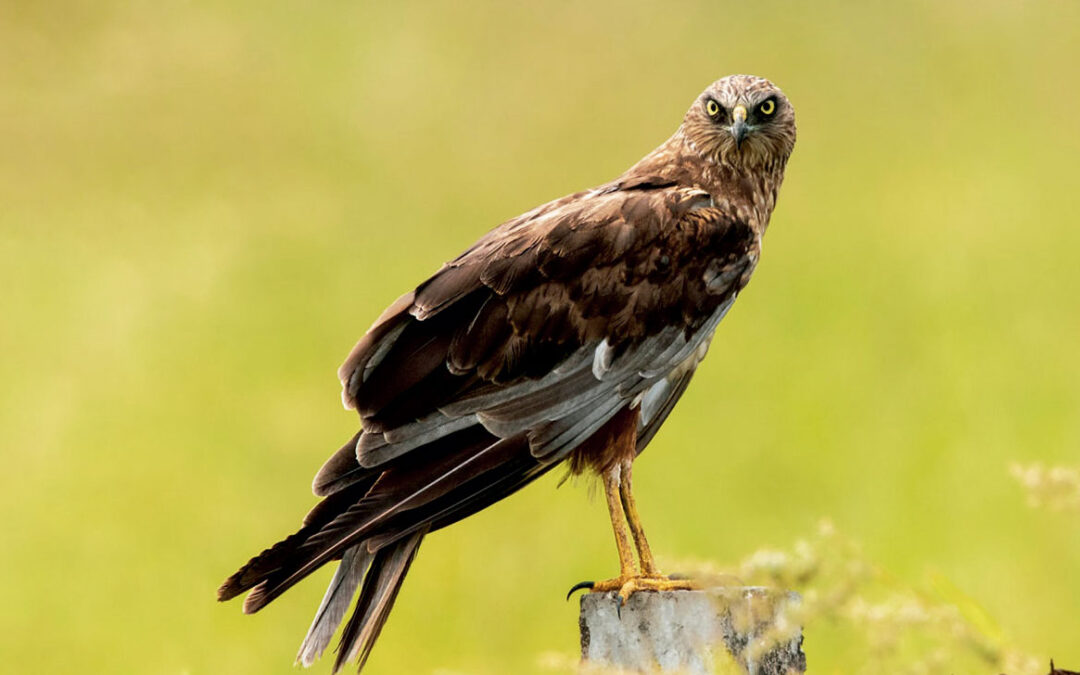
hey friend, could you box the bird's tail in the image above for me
[329,531,424,672]
[295,543,371,668]
[218,425,556,672]
[219,520,426,674]
[291,531,426,672]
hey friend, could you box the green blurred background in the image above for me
[3,0,1079,672]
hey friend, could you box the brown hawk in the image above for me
[218,74,797,672]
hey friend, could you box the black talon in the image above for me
[616,596,623,619]
[566,580,595,600]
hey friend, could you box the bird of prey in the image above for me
[218,74,796,672]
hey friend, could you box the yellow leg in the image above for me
[619,461,659,577]
[604,464,637,581]
[566,407,699,605]
[588,462,699,602]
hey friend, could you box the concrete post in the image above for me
[579,587,805,674]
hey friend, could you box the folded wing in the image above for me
[218,184,759,672]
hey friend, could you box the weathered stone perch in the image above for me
[579,587,805,674]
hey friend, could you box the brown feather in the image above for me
[447,297,513,374]
[338,292,415,409]
[311,431,365,497]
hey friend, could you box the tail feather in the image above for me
[295,544,372,667]
[221,427,548,671]
[333,530,426,673]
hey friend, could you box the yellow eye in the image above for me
[705,99,720,117]
[759,99,776,115]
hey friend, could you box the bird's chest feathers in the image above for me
[698,166,780,236]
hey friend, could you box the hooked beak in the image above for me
[731,104,749,149]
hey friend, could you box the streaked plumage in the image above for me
[219,74,796,671]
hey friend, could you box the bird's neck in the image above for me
[626,131,787,237]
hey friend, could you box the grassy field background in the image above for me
[3,1,1079,672]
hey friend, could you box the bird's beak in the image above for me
[731,104,749,149]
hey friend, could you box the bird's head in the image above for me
[682,75,796,170]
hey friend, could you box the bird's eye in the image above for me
[759,99,776,116]
[705,99,721,119]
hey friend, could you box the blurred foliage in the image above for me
[2,0,1078,672]
[1012,464,1080,513]
[676,522,1043,675]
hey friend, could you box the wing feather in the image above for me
[637,367,697,453]
[336,187,756,470]
[527,393,627,462]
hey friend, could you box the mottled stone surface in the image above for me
[579,587,805,674]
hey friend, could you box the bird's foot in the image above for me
[567,574,700,606]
